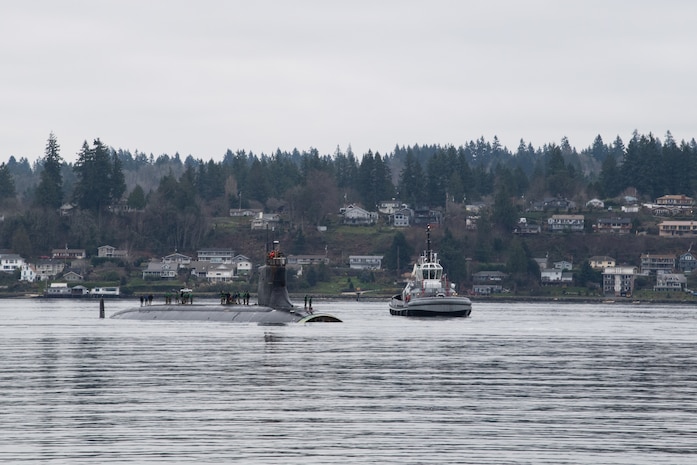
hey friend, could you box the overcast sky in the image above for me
[3,1,697,163]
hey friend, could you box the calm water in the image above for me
[1,298,696,464]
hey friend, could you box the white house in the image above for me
[654,273,687,292]
[251,212,281,230]
[378,199,403,215]
[163,252,192,266]
[541,269,573,284]
[20,263,37,282]
[197,248,234,263]
[342,205,378,225]
[97,245,128,259]
[0,253,25,273]
[547,215,585,233]
[393,208,413,227]
[205,263,235,283]
[602,266,637,296]
[232,254,253,276]
[349,255,383,270]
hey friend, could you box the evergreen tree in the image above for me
[34,132,64,209]
[0,162,16,202]
[72,139,115,211]
[383,231,414,273]
[127,184,147,210]
[111,151,127,202]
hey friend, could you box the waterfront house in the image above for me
[0,253,25,273]
[392,208,413,227]
[678,252,697,273]
[654,273,687,292]
[640,253,675,274]
[603,266,637,296]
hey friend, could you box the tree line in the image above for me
[1,130,697,265]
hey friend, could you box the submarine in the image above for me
[111,241,341,324]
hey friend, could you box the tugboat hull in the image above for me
[389,295,472,317]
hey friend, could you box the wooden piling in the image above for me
[99,298,105,319]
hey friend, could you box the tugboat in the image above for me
[111,241,341,324]
[389,225,472,317]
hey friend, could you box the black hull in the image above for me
[111,304,341,324]
[389,307,472,317]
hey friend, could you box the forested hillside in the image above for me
[1,129,697,292]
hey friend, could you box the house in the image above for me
[534,257,549,270]
[602,266,637,296]
[287,255,330,266]
[656,194,693,207]
[472,271,508,284]
[204,263,235,283]
[654,273,687,292]
[97,245,128,259]
[52,248,86,260]
[63,270,84,282]
[586,198,605,209]
[349,255,383,270]
[188,261,236,282]
[589,256,616,270]
[392,208,413,227]
[678,252,697,273]
[553,260,573,270]
[658,221,697,237]
[196,248,234,264]
[0,253,25,273]
[413,206,442,225]
[621,205,640,213]
[20,264,37,282]
[342,205,378,225]
[45,282,72,297]
[595,217,631,234]
[472,284,503,295]
[163,252,193,266]
[378,199,403,215]
[142,260,178,279]
[251,212,281,230]
[229,208,262,217]
[541,269,573,284]
[232,254,253,276]
[37,259,66,279]
[59,203,75,216]
[547,215,584,233]
[640,253,675,274]
[513,219,541,235]
[529,197,576,212]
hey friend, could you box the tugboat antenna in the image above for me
[426,224,432,262]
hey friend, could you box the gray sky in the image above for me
[3,0,697,163]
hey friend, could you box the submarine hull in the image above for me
[110,304,340,324]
